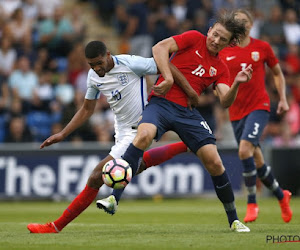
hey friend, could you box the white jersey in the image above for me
[85,55,157,130]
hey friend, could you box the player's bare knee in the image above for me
[134,129,153,148]
[238,147,252,160]
[205,158,224,176]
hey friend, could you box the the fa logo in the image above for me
[117,73,129,86]
[251,51,260,62]
[209,66,217,76]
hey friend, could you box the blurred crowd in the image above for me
[0,0,300,147]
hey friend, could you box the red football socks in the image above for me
[54,185,98,231]
[143,142,188,168]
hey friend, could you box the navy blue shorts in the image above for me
[140,97,216,153]
[231,110,270,146]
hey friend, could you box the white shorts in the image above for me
[109,127,137,159]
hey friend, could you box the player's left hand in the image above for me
[277,99,289,115]
[153,79,173,95]
[236,64,253,83]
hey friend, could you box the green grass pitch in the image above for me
[0,197,299,249]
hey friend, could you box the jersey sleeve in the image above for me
[85,70,100,100]
[264,42,279,68]
[116,55,157,77]
[172,30,204,50]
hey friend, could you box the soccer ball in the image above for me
[102,159,132,189]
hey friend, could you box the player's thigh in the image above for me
[173,109,216,154]
[231,110,270,145]
[241,110,270,146]
[140,97,173,141]
[110,128,137,159]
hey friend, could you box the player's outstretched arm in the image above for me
[215,64,253,108]
[40,99,97,149]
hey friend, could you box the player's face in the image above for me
[87,52,112,77]
[234,12,252,37]
[206,23,232,55]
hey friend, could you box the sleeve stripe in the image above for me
[113,56,119,65]
[140,77,145,110]
[169,51,177,62]
[95,91,101,99]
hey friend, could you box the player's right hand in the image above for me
[153,78,173,95]
[40,133,64,149]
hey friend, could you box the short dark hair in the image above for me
[85,41,107,58]
[213,11,246,45]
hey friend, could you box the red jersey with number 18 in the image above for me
[220,37,278,121]
[150,30,230,107]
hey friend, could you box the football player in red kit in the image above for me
[219,9,292,223]
[107,11,253,232]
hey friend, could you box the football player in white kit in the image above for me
[27,40,193,233]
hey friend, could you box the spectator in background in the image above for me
[67,42,86,86]
[34,0,61,20]
[282,44,300,77]
[0,90,8,142]
[0,37,17,85]
[90,0,115,26]
[122,0,153,57]
[279,0,300,18]
[168,0,188,24]
[0,79,9,114]
[248,9,264,39]
[0,15,11,40]
[74,61,90,98]
[260,5,286,56]
[21,0,39,23]
[285,94,300,139]
[192,9,210,34]
[7,7,33,55]
[32,70,54,112]
[0,76,9,142]
[8,55,39,114]
[33,47,58,74]
[213,0,250,13]
[290,74,300,105]
[69,5,87,43]
[7,98,23,118]
[253,0,280,20]
[37,6,74,58]
[113,3,130,53]
[54,72,75,106]
[0,0,21,20]
[283,9,300,46]
[152,14,179,45]
[4,115,33,143]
